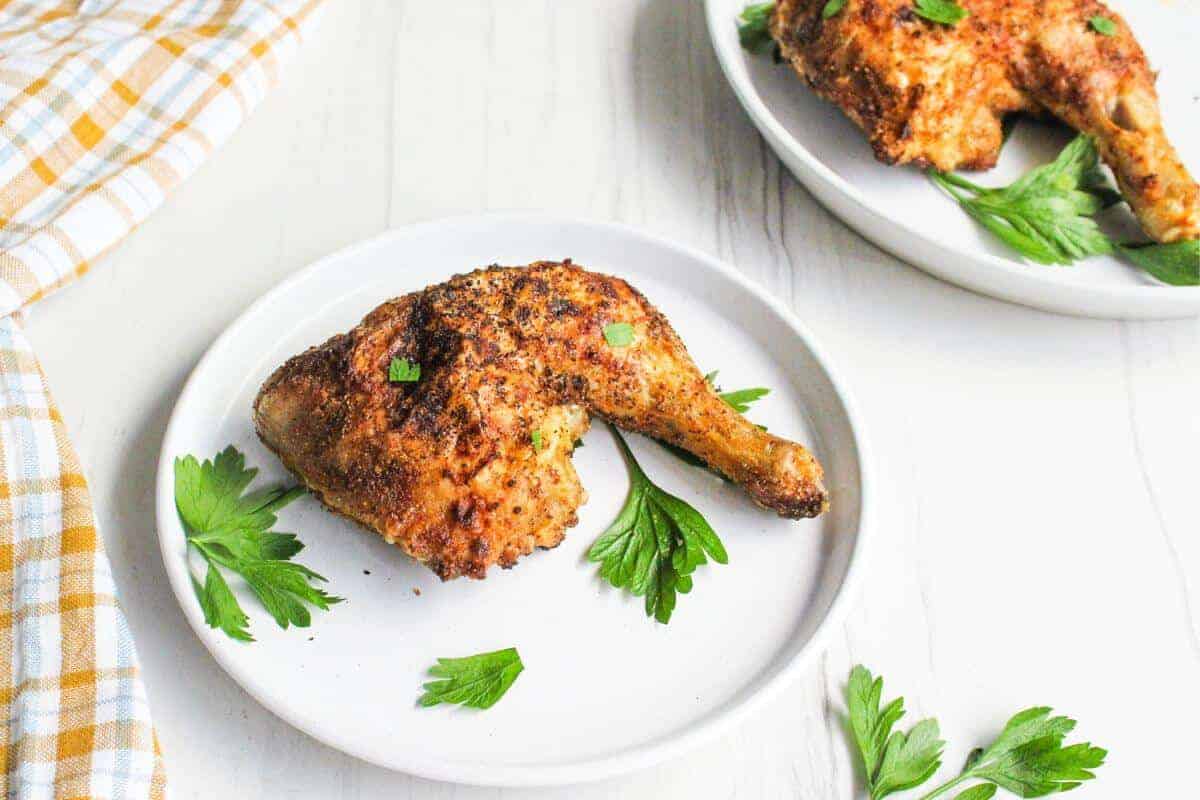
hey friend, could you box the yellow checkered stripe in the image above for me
[0,0,323,316]
[0,318,167,798]
[1,2,325,796]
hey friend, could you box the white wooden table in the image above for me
[22,2,1199,797]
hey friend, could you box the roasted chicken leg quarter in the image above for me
[254,261,828,580]
[771,0,1200,243]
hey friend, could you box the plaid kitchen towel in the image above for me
[1,1,325,796]
[0,314,165,799]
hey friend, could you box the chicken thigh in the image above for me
[254,261,828,580]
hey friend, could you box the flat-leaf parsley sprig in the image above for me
[847,666,944,799]
[588,428,728,624]
[175,446,341,642]
[931,133,1197,285]
[929,135,1115,266]
[419,647,524,709]
[846,665,1107,800]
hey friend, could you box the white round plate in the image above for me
[156,215,870,786]
[706,0,1200,319]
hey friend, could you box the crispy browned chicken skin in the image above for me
[771,0,1200,242]
[254,261,828,580]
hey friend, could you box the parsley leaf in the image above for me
[844,667,1107,800]
[603,321,635,347]
[175,445,305,538]
[718,386,770,413]
[707,370,769,415]
[737,2,776,54]
[192,561,251,642]
[956,707,1107,797]
[388,357,420,383]
[234,559,340,629]
[914,0,968,26]
[175,446,340,641]
[1118,240,1200,286]
[876,718,945,798]
[847,665,907,784]
[930,135,1116,265]
[847,665,943,800]
[1088,15,1116,36]
[588,428,728,624]
[418,647,524,709]
[823,0,847,19]
[531,429,543,452]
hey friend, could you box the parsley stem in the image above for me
[190,537,262,576]
[914,774,971,800]
[609,425,648,482]
[929,170,987,195]
[261,485,308,514]
[189,538,233,571]
[928,173,968,208]
[186,540,212,575]
[928,171,971,203]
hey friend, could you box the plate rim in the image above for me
[703,0,1200,319]
[154,213,875,787]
